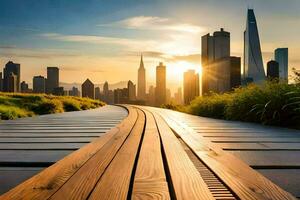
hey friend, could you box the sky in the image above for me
[0,0,299,93]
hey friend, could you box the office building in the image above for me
[82,79,95,99]
[33,76,46,93]
[95,87,101,100]
[267,60,279,79]
[148,85,155,106]
[184,70,200,104]
[137,55,146,100]
[174,87,183,105]
[46,67,59,94]
[114,88,128,104]
[155,62,166,106]
[275,48,288,82]
[21,81,29,93]
[128,80,136,101]
[69,87,80,97]
[209,57,241,93]
[202,28,231,95]
[53,87,64,96]
[244,9,265,84]
[3,61,20,92]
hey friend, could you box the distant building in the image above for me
[20,81,29,93]
[166,89,171,104]
[53,87,64,96]
[275,48,288,82]
[137,55,146,100]
[33,76,46,93]
[155,62,166,106]
[267,60,279,80]
[184,70,200,105]
[244,9,265,84]
[3,61,20,92]
[82,79,95,99]
[114,88,128,104]
[95,87,101,100]
[7,73,17,93]
[46,67,59,94]
[69,87,80,97]
[202,28,231,95]
[128,80,136,101]
[147,85,155,106]
[174,87,183,105]
[208,57,241,93]
[103,81,109,103]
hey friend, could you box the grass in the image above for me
[0,92,105,120]
[162,81,300,129]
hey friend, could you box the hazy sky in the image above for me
[0,0,299,92]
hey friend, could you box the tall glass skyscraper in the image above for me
[275,48,288,82]
[244,9,265,84]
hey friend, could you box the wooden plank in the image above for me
[156,109,297,200]
[132,110,170,200]
[48,108,142,200]
[1,106,136,200]
[152,111,215,200]
[88,109,145,200]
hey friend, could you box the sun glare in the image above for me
[168,61,201,82]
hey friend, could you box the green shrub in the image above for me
[61,98,81,111]
[0,105,34,120]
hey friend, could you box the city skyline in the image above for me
[0,0,299,93]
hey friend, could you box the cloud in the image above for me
[100,16,206,34]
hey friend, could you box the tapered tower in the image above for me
[137,54,146,100]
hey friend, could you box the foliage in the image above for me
[164,81,300,129]
[0,92,105,120]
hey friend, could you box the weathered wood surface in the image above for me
[0,105,128,196]
[1,105,298,200]
[147,106,300,199]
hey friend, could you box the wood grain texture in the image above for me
[48,108,139,200]
[151,111,215,200]
[157,109,297,200]
[88,109,145,200]
[1,107,135,200]
[131,109,170,200]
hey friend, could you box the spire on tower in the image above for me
[139,53,144,69]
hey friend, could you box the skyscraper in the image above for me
[184,70,200,105]
[103,81,109,103]
[127,80,136,101]
[95,87,101,100]
[275,48,288,82]
[21,81,29,93]
[82,79,95,99]
[8,73,17,93]
[267,60,279,80]
[155,62,166,106]
[33,75,46,93]
[213,28,230,60]
[3,61,20,92]
[244,9,265,84]
[137,55,146,100]
[46,67,59,94]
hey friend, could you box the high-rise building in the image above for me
[166,88,171,104]
[267,60,279,80]
[33,76,46,93]
[7,73,17,93]
[95,87,101,100]
[21,81,29,93]
[202,28,231,95]
[213,28,230,60]
[148,85,155,106]
[114,88,128,104]
[53,87,64,96]
[137,55,146,100]
[127,80,136,101]
[3,61,20,92]
[46,67,59,94]
[184,70,200,105]
[155,62,166,106]
[69,87,80,97]
[209,57,241,93]
[174,87,183,105]
[244,9,265,84]
[82,79,95,99]
[275,48,288,82]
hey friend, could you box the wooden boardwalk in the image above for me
[1,105,299,199]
